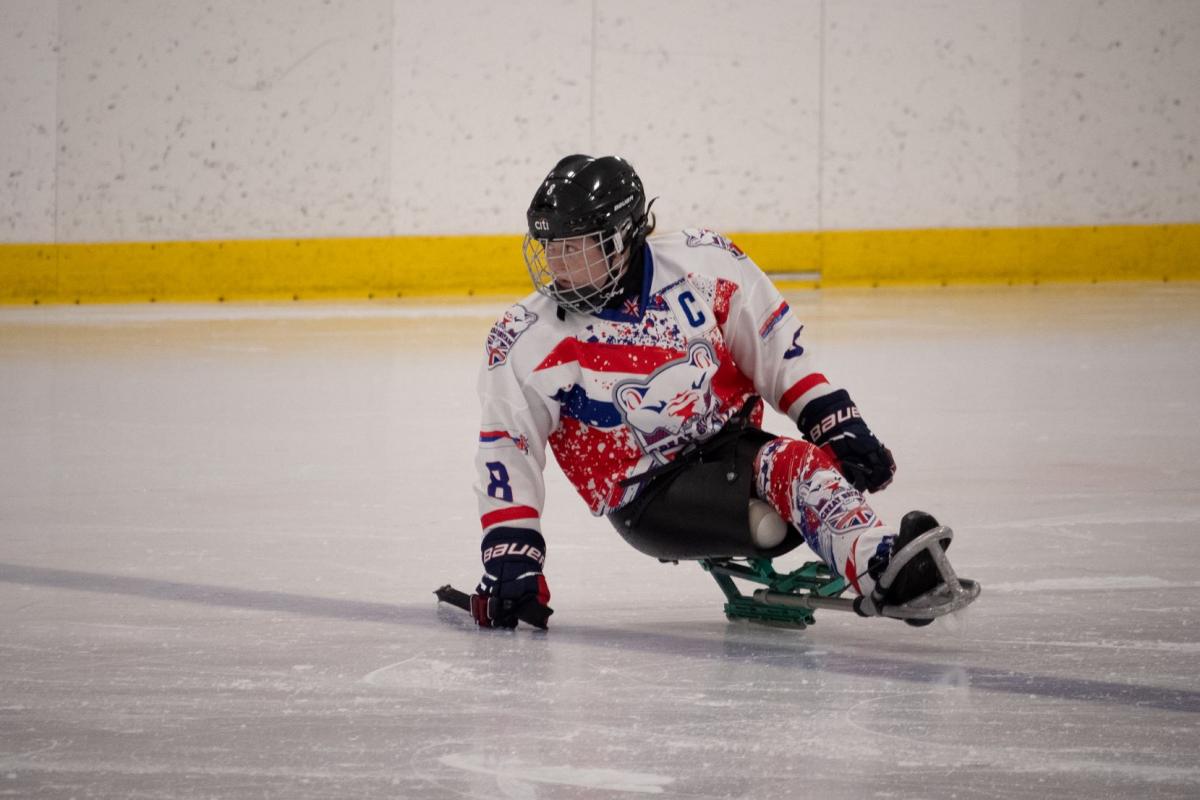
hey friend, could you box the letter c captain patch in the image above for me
[486,305,538,369]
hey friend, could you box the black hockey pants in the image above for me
[606,398,803,561]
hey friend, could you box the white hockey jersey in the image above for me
[474,228,841,536]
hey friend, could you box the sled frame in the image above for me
[701,557,849,628]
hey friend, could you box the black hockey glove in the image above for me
[471,527,553,629]
[799,389,896,493]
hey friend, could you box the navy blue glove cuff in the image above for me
[480,527,546,571]
[798,389,863,445]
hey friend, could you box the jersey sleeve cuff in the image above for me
[480,505,541,533]
[779,373,831,417]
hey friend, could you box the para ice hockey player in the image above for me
[470,154,959,630]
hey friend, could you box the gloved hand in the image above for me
[799,389,896,493]
[471,527,553,629]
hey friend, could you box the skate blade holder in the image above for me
[751,526,981,622]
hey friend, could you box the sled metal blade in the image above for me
[751,589,857,614]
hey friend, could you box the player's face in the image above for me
[544,235,610,290]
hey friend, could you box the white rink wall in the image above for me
[1,0,1198,244]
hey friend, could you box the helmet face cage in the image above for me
[523,224,631,314]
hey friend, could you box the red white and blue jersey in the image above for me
[474,228,841,536]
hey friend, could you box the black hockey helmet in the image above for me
[523,155,651,314]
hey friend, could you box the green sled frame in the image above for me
[701,556,849,629]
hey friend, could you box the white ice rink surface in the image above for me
[1,284,1198,799]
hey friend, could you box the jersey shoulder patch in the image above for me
[682,228,747,260]
[486,303,539,369]
[758,300,791,341]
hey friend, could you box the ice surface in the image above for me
[1,285,1198,799]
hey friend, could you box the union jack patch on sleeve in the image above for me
[479,429,529,453]
[758,301,790,340]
